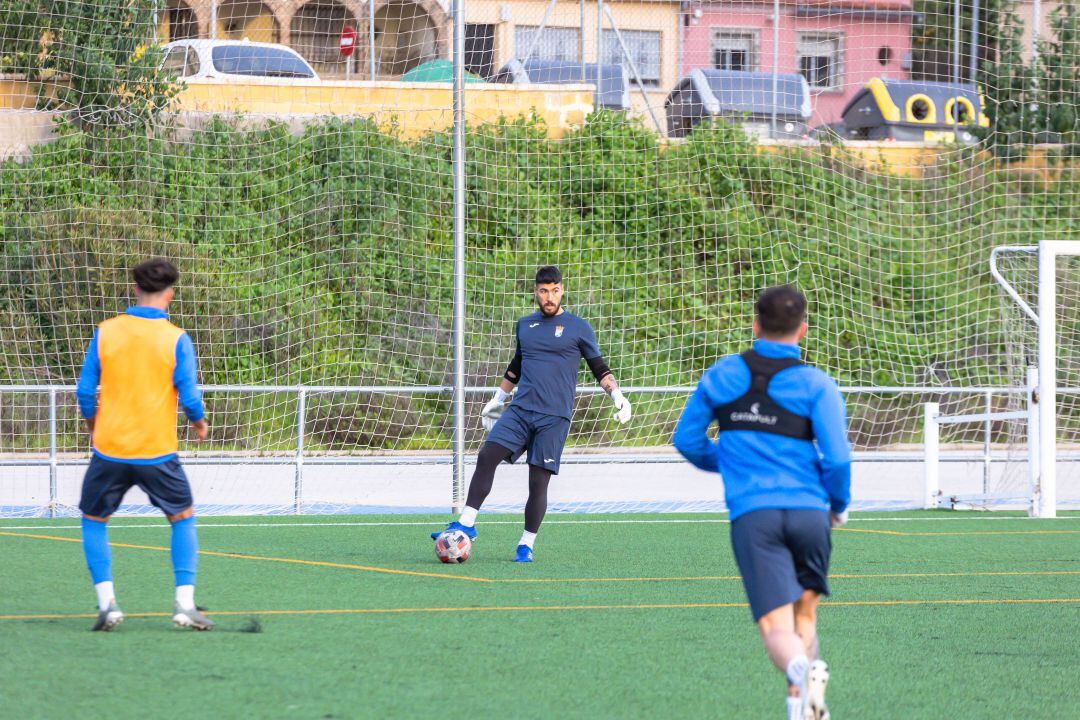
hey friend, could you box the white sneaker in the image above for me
[172,603,215,631]
[91,600,124,632]
[803,660,830,720]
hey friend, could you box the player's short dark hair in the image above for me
[132,258,179,294]
[535,265,562,285]
[755,285,807,335]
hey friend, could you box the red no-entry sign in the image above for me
[339,26,357,58]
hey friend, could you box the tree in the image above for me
[41,0,179,132]
[1038,2,1079,152]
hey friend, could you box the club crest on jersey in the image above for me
[555,325,565,338]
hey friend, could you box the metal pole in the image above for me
[924,402,940,510]
[210,0,217,40]
[451,0,467,512]
[1032,0,1042,63]
[1037,241,1056,518]
[1027,366,1040,517]
[1032,0,1042,137]
[522,0,561,64]
[603,5,664,133]
[983,390,992,496]
[48,388,57,518]
[969,0,980,84]
[370,0,377,81]
[580,0,586,81]
[597,0,604,74]
[953,0,961,143]
[294,389,306,514]
[771,0,779,139]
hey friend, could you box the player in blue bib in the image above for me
[431,266,632,562]
[673,286,852,720]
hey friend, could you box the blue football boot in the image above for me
[430,520,477,541]
[513,544,533,563]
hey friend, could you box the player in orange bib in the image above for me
[75,258,212,631]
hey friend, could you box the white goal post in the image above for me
[926,240,1080,518]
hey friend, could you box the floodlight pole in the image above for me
[451,0,467,512]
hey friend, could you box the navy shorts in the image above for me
[79,455,194,518]
[487,405,571,474]
[730,508,832,621]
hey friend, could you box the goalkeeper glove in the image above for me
[831,509,849,527]
[609,389,632,424]
[481,388,511,433]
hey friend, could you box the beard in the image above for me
[537,299,561,317]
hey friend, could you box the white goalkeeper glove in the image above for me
[609,389,632,425]
[831,509,849,527]
[481,387,511,433]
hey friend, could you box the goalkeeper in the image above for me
[431,266,631,562]
[673,285,851,720]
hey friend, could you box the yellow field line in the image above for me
[0,530,491,584]
[6,530,1080,586]
[4,596,1080,622]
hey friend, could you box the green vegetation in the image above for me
[0,113,1077,451]
[2,512,1079,718]
[1,1,178,130]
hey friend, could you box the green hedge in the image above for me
[0,113,1077,449]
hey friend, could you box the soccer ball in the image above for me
[434,529,472,564]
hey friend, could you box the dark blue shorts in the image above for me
[79,455,194,518]
[487,405,571,474]
[730,508,832,622]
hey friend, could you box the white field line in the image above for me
[1,515,1079,530]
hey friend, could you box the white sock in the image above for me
[519,530,537,549]
[786,654,810,688]
[459,506,479,527]
[94,581,115,612]
[786,696,803,720]
[176,584,195,611]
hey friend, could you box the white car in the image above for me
[161,39,319,82]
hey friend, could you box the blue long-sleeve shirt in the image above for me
[673,339,852,520]
[76,306,204,423]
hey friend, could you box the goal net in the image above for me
[0,0,1077,516]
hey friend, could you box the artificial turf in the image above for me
[2,511,1079,719]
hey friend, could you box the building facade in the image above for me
[681,1,915,126]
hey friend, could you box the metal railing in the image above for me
[0,383,1056,516]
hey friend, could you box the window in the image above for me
[212,45,315,78]
[796,33,842,90]
[514,26,581,62]
[712,31,757,72]
[465,24,496,79]
[162,47,188,76]
[601,29,661,87]
[167,6,198,42]
[291,2,348,66]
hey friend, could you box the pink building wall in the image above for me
[682,2,913,127]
